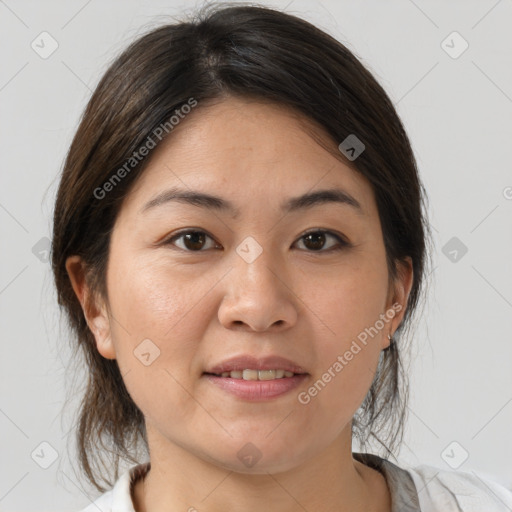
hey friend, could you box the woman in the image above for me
[51,3,512,511]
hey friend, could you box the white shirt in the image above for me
[77,453,512,511]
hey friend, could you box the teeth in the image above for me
[217,369,297,380]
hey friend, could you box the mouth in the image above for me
[202,354,309,400]
[202,371,309,401]
[203,369,306,380]
[204,354,307,378]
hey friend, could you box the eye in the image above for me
[164,229,220,251]
[163,229,348,253]
[294,229,349,252]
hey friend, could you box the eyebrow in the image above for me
[140,186,364,217]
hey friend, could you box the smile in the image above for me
[206,369,298,380]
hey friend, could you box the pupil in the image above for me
[185,232,205,250]
[305,232,325,250]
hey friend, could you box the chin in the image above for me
[202,439,308,475]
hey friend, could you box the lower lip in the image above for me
[203,374,309,401]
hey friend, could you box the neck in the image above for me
[132,426,391,512]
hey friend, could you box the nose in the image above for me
[217,248,298,332]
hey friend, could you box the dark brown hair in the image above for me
[52,2,432,492]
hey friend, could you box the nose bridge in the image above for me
[218,234,298,331]
[233,234,283,295]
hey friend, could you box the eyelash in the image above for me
[162,229,350,253]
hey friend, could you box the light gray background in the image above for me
[1,0,511,510]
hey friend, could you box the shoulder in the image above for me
[76,462,150,512]
[354,452,512,512]
[407,463,512,512]
[77,489,114,512]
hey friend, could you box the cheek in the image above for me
[299,258,388,407]
[306,258,389,347]
[300,347,380,435]
[299,294,385,426]
[105,254,217,398]
[107,251,212,340]
[105,258,215,424]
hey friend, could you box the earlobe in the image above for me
[89,309,116,360]
[65,255,116,360]
[384,256,414,347]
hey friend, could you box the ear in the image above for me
[65,255,116,360]
[382,256,414,349]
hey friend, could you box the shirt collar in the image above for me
[111,462,150,512]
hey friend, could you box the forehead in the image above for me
[121,97,377,220]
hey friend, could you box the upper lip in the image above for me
[204,355,308,375]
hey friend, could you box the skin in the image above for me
[66,96,413,512]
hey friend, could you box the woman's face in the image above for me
[68,97,412,473]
